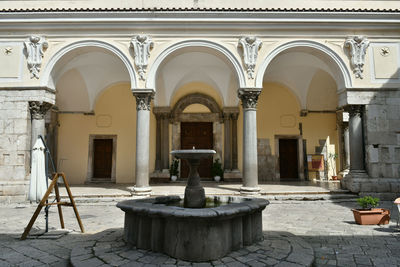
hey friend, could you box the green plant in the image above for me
[357,196,380,209]
[169,159,179,177]
[211,159,223,178]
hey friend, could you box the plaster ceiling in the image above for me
[155,51,238,106]
[263,51,338,110]
[53,49,130,112]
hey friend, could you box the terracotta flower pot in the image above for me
[352,208,390,225]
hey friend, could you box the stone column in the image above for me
[347,105,365,172]
[223,110,232,170]
[133,91,154,195]
[238,89,261,195]
[161,112,170,170]
[231,112,239,170]
[29,101,52,149]
[343,123,350,170]
[154,113,162,171]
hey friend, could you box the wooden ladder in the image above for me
[21,172,84,240]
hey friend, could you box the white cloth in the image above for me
[28,138,47,202]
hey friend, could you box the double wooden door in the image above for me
[180,122,213,179]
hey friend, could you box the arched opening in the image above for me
[45,42,137,184]
[149,42,243,182]
[257,44,345,182]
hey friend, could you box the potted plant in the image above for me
[328,153,338,180]
[211,159,223,182]
[352,196,390,225]
[169,159,179,182]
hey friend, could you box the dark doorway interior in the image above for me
[279,138,299,179]
[180,122,213,179]
[93,139,113,179]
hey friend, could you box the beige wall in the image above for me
[57,83,139,184]
[256,82,339,178]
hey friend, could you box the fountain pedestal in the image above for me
[171,149,215,208]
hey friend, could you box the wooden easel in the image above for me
[21,172,84,240]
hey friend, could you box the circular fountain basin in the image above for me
[117,196,269,262]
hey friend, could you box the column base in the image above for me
[341,170,368,193]
[240,186,261,196]
[132,186,152,196]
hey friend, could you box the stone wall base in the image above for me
[223,170,242,182]
[0,181,28,203]
[342,174,400,200]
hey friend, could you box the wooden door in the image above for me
[93,139,113,179]
[279,139,299,179]
[180,122,213,179]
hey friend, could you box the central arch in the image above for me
[146,40,246,90]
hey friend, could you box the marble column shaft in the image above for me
[223,112,232,170]
[133,92,153,193]
[238,89,261,193]
[29,101,52,149]
[347,105,365,171]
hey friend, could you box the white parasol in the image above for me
[28,138,47,202]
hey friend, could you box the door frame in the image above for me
[274,135,304,181]
[86,135,117,183]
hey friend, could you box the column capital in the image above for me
[153,106,171,119]
[238,88,261,110]
[133,90,154,111]
[29,101,52,120]
[345,105,364,118]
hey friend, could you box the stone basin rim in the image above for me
[117,196,269,219]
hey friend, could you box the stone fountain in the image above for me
[117,149,269,261]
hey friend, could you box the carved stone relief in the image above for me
[238,89,261,110]
[130,35,154,81]
[29,101,52,120]
[238,36,262,79]
[133,92,154,111]
[24,36,48,79]
[344,36,369,79]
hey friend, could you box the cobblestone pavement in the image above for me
[0,199,399,266]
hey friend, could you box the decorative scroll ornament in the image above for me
[344,36,369,79]
[134,92,154,111]
[130,35,154,81]
[24,36,48,79]
[238,89,261,110]
[29,101,52,120]
[238,36,262,79]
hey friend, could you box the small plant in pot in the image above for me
[169,159,179,182]
[211,159,223,182]
[352,196,390,225]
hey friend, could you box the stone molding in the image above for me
[222,106,239,120]
[238,89,261,110]
[171,93,222,121]
[344,36,369,79]
[133,92,154,111]
[24,36,48,79]
[29,101,52,120]
[153,106,171,120]
[130,35,154,81]
[238,36,262,79]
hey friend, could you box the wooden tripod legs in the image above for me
[21,172,84,240]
